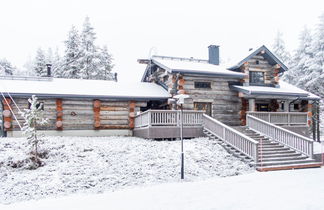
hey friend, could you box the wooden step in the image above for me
[257,162,322,172]
[256,159,316,167]
[260,153,302,158]
[259,155,307,162]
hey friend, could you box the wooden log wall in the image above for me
[11,98,57,130]
[8,98,147,131]
[179,75,241,126]
[241,53,279,86]
[56,99,63,130]
[2,98,12,131]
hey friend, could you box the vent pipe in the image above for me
[46,64,52,77]
[208,45,219,65]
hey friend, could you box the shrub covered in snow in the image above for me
[0,136,253,204]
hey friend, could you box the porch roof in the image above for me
[231,81,320,100]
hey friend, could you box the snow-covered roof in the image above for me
[0,77,170,100]
[151,56,245,79]
[231,81,320,100]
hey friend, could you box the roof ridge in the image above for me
[152,55,208,63]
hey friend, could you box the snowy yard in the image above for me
[1,167,324,210]
[0,136,253,204]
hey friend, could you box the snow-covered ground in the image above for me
[0,136,253,204]
[1,167,324,210]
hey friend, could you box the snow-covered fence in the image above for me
[247,112,308,126]
[247,114,313,158]
[134,110,204,128]
[202,114,259,162]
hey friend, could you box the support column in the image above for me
[248,98,255,112]
[284,100,290,112]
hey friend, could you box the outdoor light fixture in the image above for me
[173,94,190,180]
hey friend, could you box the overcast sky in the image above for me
[0,0,323,82]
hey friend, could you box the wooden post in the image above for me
[93,100,101,129]
[56,99,63,130]
[248,98,255,112]
[129,100,136,129]
[2,98,12,131]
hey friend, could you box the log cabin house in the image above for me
[0,45,320,140]
[1,45,322,170]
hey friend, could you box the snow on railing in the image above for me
[134,110,204,128]
[202,114,259,162]
[247,112,308,126]
[247,114,313,158]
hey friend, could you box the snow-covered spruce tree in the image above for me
[0,58,15,75]
[98,45,114,80]
[52,48,62,77]
[20,95,48,169]
[306,13,324,98]
[79,17,101,79]
[283,27,313,85]
[61,25,82,79]
[33,48,47,77]
[272,31,292,67]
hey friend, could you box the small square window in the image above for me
[194,82,211,89]
[249,71,264,85]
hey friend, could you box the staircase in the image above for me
[232,126,322,171]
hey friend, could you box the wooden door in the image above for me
[194,102,212,116]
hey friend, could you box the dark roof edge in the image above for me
[3,93,169,101]
[171,69,245,79]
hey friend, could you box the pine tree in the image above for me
[272,31,291,67]
[283,27,313,85]
[33,48,47,77]
[0,58,15,75]
[61,26,81,79]
[20,95,48,169]
[98,45,114,80]
[52,48,62,77]
[307,13,324,98]
[79,17,101,79]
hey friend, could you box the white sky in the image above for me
[0,0,323,82]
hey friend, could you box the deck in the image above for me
[133,110,204,139]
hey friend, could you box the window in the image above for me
[256,60,260,65]
[249,71,264,85]
[294,104,299,110]
[194,82,211,89]
[194,102,212,116]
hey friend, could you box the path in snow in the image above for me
[0,136,253,204]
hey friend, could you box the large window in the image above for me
[194,81,211,89]
[194,102,212,116]
[249,71,264,85]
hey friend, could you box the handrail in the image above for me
[246,114,313,157]
[202,114,259,162]
[246,111,308,126]
[134,109,204,128]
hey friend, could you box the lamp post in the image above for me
[173,94,190,180]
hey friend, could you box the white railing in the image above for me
[247,111,308,126]
[247,114,313,157]
[203,114,259,162]
[134,110,204,128]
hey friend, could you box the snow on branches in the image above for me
[20,95,48,169]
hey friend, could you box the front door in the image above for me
[194,102,212,116]
[256,103,269,112]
